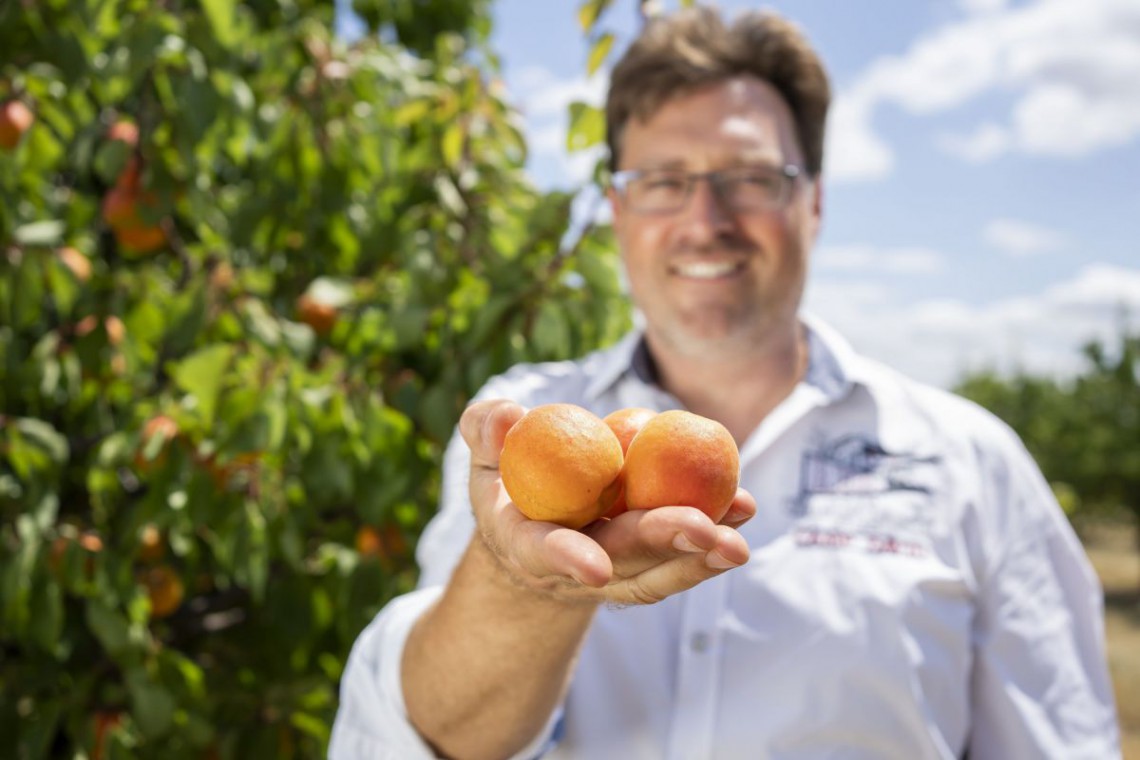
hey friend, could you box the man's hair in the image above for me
[605,7,831,177]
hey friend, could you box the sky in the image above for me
[346,0,1140,389]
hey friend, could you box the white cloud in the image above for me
[803,263,1140,387]
[983,218,1067,257]
[827,0,1140,181]
[958,0,1009,14]
[815,244,946,274]
[937,122,1011,163]
[509,66,609,189]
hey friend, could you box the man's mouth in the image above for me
[670,260,745,280]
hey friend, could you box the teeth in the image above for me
[673,261,739,279]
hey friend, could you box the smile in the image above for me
[670,260,745,279]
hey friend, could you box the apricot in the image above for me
[355,523,407,562]
[296,292,338,334]
[623,409,739,522]
[0,100,33,150]
[106,119,139,147]
[601,407,658,519]
[58,246,92,281]
[141,564,184,618]
[500,403,624,529]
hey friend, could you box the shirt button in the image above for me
[690,631,710,653]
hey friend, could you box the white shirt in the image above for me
[329,315,1120,760]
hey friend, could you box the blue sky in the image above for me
[349,0,1140,388]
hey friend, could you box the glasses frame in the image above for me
[610,164,804,215]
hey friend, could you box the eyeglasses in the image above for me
[611,164,803,214]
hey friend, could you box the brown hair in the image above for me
[605,7,831,177]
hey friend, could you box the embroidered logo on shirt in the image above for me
[789,434,943,557]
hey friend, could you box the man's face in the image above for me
[608,76,823,360]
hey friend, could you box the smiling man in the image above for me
[329,8,1120,760]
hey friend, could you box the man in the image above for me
[330,8,1120,759]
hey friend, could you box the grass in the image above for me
[1081,516,1140,759]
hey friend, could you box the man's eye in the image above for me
[736,172,778,189]
[643,176,686,191]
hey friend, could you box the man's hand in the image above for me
[461,398,756,606]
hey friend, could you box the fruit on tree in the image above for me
[0,99,33,150]
[100,158,166,255]
[601,407,658,519]
[623,409,739,522]
[296,292,338,335]
[106,119,139,147]
[141,564,185,618]
[355,524,408,570]
[500,403,624,528]
[58,246,92,281]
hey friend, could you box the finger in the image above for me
[460,399,525,470]
[485,493,613,588]
[719,487,757,530]
[583,507,720,577]
[610,523,750,605]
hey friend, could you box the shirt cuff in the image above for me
[329,586,566,760]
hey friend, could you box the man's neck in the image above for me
[644,323,808,444]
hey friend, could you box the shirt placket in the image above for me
[666,573,730,760]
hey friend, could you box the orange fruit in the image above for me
[601,407,658,519]
[623,409,739,522]
[106,119,139,147]
[58,246,92,281]
[500,403,624,529]
[355,524,408,568]
[296,293,338,334]
[0,100,33,150]
[142,565,184,618]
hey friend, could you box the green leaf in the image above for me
[126,668,176,738]
[168,344,235,426]
[587,33,614,76]
[86,600,131,658]
[577,0,613,32]
[200,0,238,49]
[567,102,605,152]
[442,122,465,168]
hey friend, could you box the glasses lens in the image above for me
[628,171,690,212]
[719,168,787,209]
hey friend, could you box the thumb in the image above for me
[459,399,526,470]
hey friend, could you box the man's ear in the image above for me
[807,177,824,243]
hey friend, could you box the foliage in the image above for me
[0,0,631,757]
[955,329,1140,534]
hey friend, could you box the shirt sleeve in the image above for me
[329,378,567,759]
[968,432,1121,759]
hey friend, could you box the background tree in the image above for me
[955,327,1140,588]
[0,1,630,757]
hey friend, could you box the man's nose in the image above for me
[678,176,735,238]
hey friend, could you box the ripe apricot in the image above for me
[355,523,407,562]
[0,100,33,150]
[141,565,184,618]
[58,246,92,281]
[500,403,624,529]
[296,293,338,334]
[623,409,739,522]
[601,407,658,519]
[106,119,139,147]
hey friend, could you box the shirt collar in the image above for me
[583,311,866,403]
